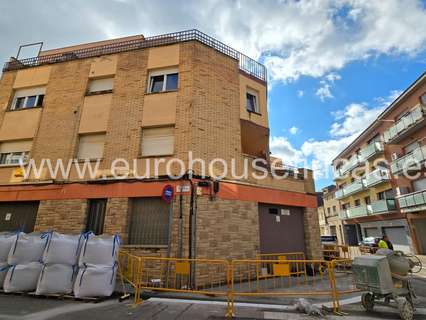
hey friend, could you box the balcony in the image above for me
[334,142,384,181]
[398,190,426,213]
[390,145,426,175]
[340,199,396,219]
[383,105,426,144]
[365,168,390,187]
[359,142,384,161]
[335,179,366,200]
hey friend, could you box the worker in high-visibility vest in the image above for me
[378,235,393,250]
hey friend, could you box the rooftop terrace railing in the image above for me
[3,29,267,82]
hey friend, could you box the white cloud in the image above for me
[270,90,401,179]
[1,1,425,85]
[289,126,299,135]
[316,72,341,101]
[297,90,304,98]
[316,82,334,101]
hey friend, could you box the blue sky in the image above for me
[268,52,426,190]
[1,0,426,191]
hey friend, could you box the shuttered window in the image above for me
[11,87,45,110]
[0,140,32,165]
[128,197,170,245]
[87,78,114,94]
[77,133,105,160]
[141,127,174,156]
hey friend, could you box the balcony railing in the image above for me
[398,190,426,213]
[365,168,390,187]
[335,179,366,200]
[334,142,384,180]
[383,105,426,144]
[390,145,426,175]
[359,142,384,162]
[340,199,396,219]
[3,29,267,82]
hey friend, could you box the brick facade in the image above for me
[0,34,320,263]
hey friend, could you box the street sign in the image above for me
[162,185,174,204]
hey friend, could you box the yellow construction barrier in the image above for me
[118,251,360,317]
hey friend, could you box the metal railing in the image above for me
[364,168,390,187]
[339,199,396,219]
[398,189,426,213]
[119,251,359,317]
[335,179,365,200]
[383,104,425,143]
[390,145,426,175]
[3,29,267,82]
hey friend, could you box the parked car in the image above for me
[320,235,337,245]
[359,236,380,247]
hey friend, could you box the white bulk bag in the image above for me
[36,264,76,295]
[43,232,82,265]
[0,233,15,261]
[8,232,49,265]
[79,233,120,267]
[0,262,10,289]
[3,262,43,292]
[73,264,117,298]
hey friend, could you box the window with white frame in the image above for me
[77,133,105,160]
[141,127,174,157]
[148,69,179,93]
[11,87,45,110]
[246,88,260,113]
[87,78,114,94]
[0,140,32,165]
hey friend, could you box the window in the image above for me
[246,88,260,113]
[413,178,426,192]
[367,134,381,144]
[377,189,395,200]
[141,127,174,157]
[0,140,32,165]
[148,69,179,93]
[128,197,170,245]
[85,199,107,235]
[404,141,420,154]
[77,133,105,160]
[332,205,337,213]
[11,87,45,110]
[420,92,426,106]
[354,199,361,207]
[327,207,331,215]
[364,196,371,205]
[87,78,114,94]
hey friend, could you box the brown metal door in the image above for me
[258,204,306,254]
[0,202,39,233]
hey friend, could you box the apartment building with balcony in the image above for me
[0,30,320,262]
[317,185,345,245]
[332,71,426,253]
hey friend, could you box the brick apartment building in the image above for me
[332,72,426,253]
[0,30,319,261]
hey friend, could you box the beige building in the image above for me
[0,30,320,266]
[317,185,345,245]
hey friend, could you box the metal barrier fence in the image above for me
[118,252,359,317]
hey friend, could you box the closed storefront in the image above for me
[383,226,410,252]
[258,204,306,254]
[0,201,39,233]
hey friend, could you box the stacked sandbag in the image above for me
[74,263,118,298]
[36,264,77,295]
[0,232,15,288]
[36,232,82,295]
[74,233,120,298]
[4,232,48,292]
